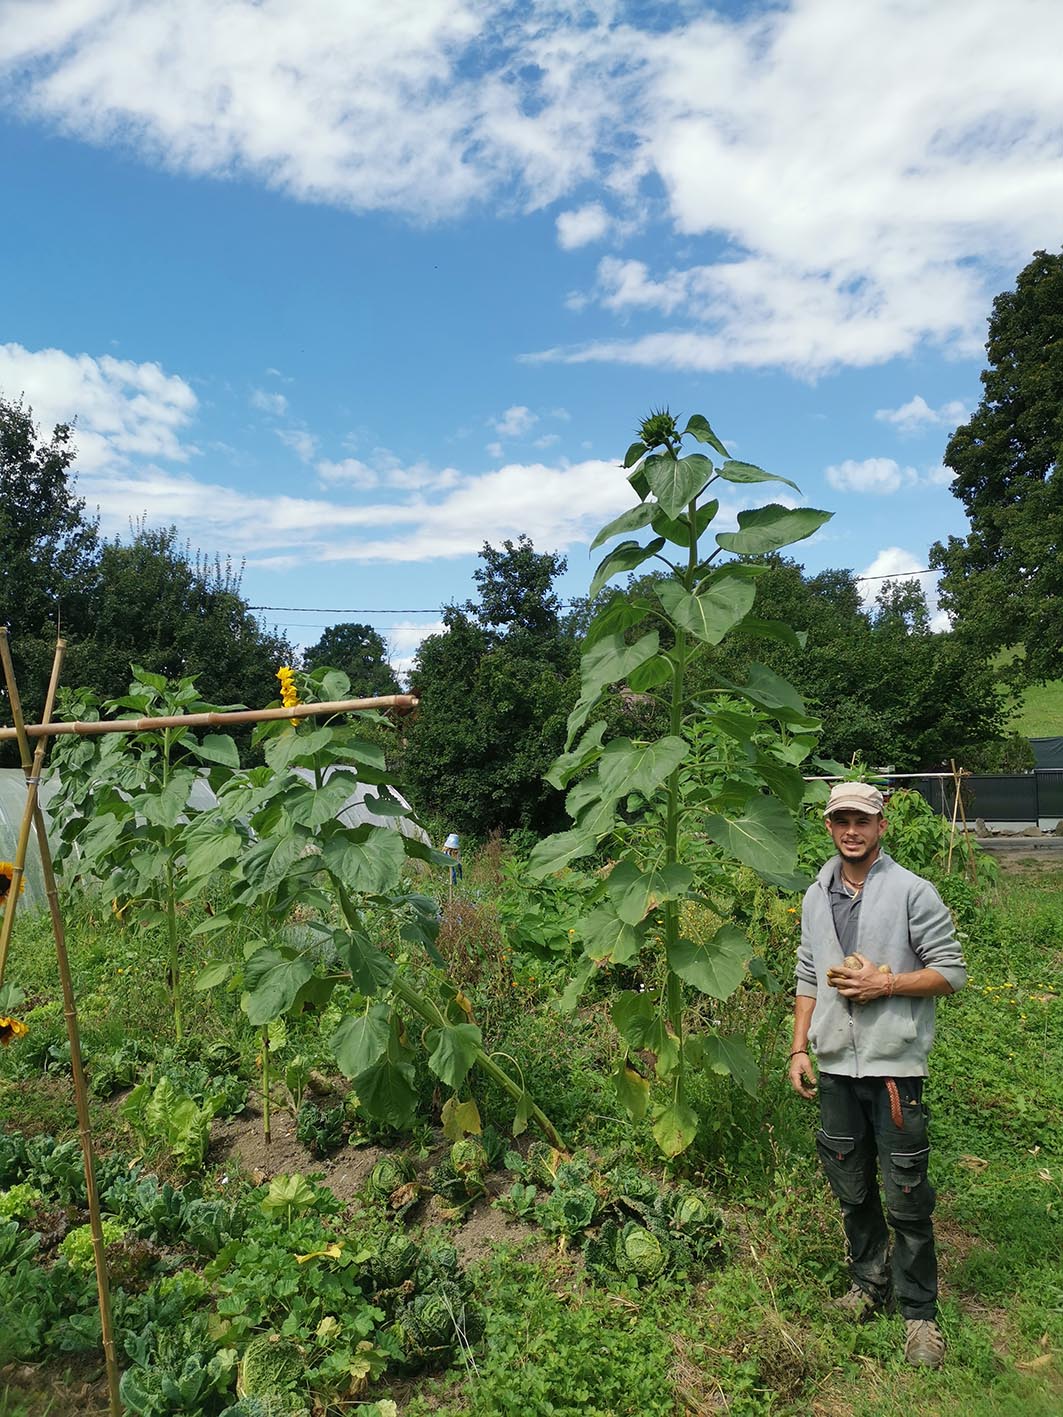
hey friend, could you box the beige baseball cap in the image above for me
[824,782,885,817]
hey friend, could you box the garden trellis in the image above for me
[0,635,422,1415]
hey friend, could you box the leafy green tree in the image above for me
[931,248,1063,683]
[301,623,398,697]
[613,558,1008,771]
[0,398,100,739]
[86,524,292,711]
[404,538,579,838]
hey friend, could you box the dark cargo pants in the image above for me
[816,1072,938,1320]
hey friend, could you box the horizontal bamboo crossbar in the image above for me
[0,694,419,741]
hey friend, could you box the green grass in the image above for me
[1008,677,1063,738]
[1,863,1062,1415]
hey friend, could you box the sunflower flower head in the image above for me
[0,1016,28,1046]
[0,863,24,903]
[276,666,300,725]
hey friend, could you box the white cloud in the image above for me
[858,547,948,628]
[0,341,197,472]
[250,388,288,416]
[925,463,957,487]
[825,458,916,495]
[875,395,971,436]
[76,454,638,567]
[276,428,319,463]
[490,405,538,438]
[556,201,611,249]
[316,457,380,490]
[534,432,560,449]
[5,1,1062,376]
[486,440,503,459]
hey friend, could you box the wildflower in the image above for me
[0,863,25,903]
[276,666,300,726]
[0,1016,28,1046]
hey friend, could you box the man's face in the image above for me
[826,810,886,864]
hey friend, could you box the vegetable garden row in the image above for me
[1,411,1061,1414]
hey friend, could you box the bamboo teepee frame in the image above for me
[0,657,419,1415]
[0,632,122,1416]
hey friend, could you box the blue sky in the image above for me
[2,0,1061,677]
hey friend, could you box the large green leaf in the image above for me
[331,1005,391,1079]
[715,504,832,555]
[336,929,395,994]
[589,503,655,551]
[613,1058,650,1120]
[704,794,797,876]
[426,1023,483,1089]
[580,905,644,965]
[656,576,756,645]
[597,736,688,798]
[285,774,358,829]
[611,991,658,1051]
[650,500,719,548]
[716,459,800,493]
[265,725,335,772]
[527,827,598,879]
[354,1054,418,1129]
[697,1033,759,1097]
[135,768,196,829]
[606,859,693,924]
[182,822,243,884]
[667,925,750,999]
[194,960,232,991]
[566,630,659,745]
[683,413,729,458]
[320,825,406,895]
[566,774,619,839]
[188,734,241,768]
[589,537,666,599]
[626,655,673,692]
[584,595,656,651]
[645,452,714,518]
[623,439,647,469]
[753,752,807,812]
[653,1101,699,1157]
[722,663,816,725]
[242,946,315,1025]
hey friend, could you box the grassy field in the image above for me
[1009,677,1063,739]
[0,852,1061,1416]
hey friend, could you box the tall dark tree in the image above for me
[0,398,100,726]
[404,538,578,838]
[301,622,398,697]
[931,248,1063,683]
[85,524,292,711]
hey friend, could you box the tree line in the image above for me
[4,245,1060,821]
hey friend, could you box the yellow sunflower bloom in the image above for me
[0,1016,28,1046]
[276,666,300,725]
[0,863,24,903]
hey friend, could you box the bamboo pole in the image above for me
[0,632,122,1416]
[946,758,963,874]
[0,694,418,741]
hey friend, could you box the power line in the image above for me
[248,568,935,618]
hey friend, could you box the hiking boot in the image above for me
[834,1282,886,1322]
[904,1318,946,1368]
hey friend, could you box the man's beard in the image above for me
[838,841,879,863]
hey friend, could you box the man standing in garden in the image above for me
[789,782,967,1369]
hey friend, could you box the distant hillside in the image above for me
[1009,679,1063,738]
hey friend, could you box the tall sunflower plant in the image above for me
[528,408,833,1157]
[189,665,564,1148]
[47,668,244,1040]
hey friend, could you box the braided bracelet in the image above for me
[788,1049,809,1059]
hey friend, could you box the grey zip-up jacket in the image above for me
[795,852,966,1077]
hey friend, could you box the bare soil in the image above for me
[210,1102,388,1202]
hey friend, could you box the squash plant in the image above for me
[189,667,564,1148]
[529,409,832,1156]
